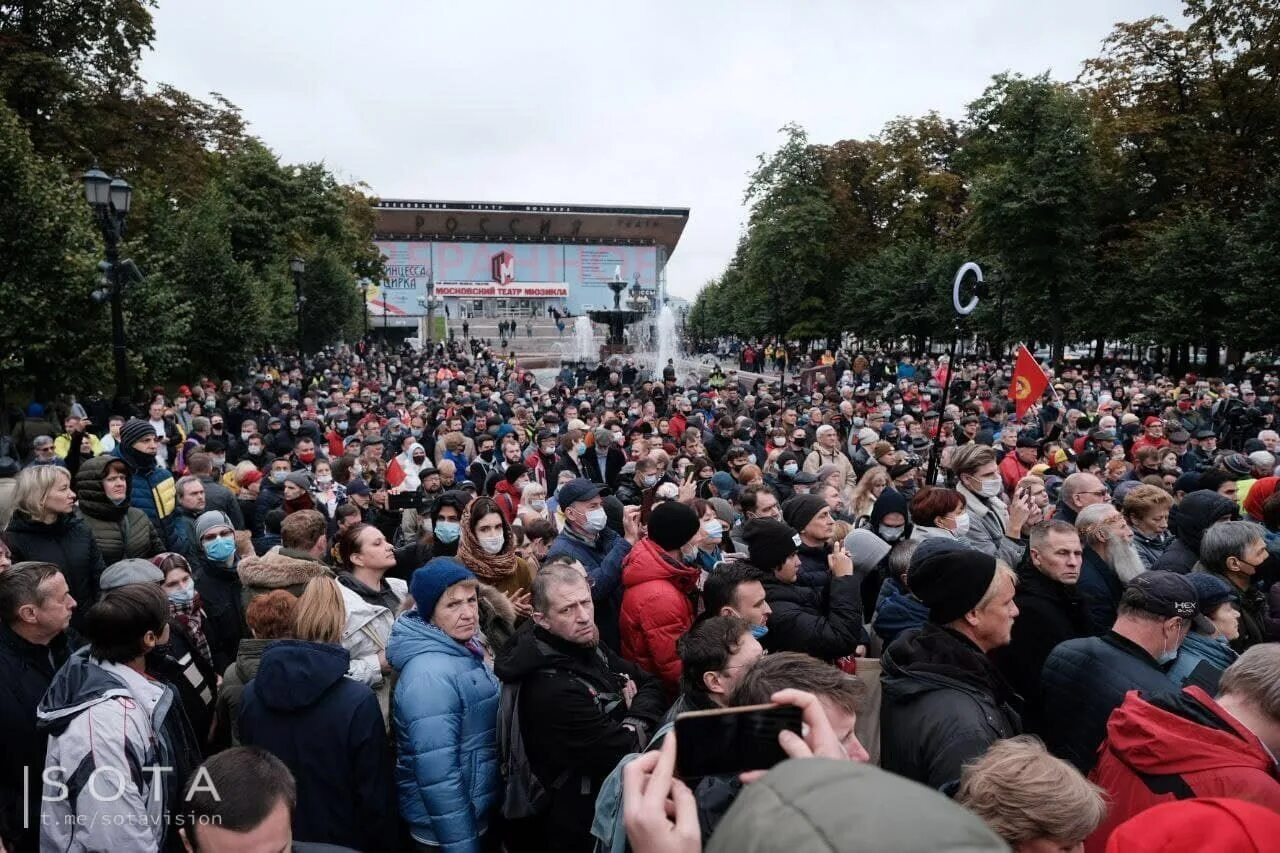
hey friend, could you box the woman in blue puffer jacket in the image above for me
[389,558,500,853]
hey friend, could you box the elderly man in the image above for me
[803,424,855,489]
[1054,472,1110,525]
[1041,572,1197,773]
[1198,520,1273,652]
[1076,502,1147,633]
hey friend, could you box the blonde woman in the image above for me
[4,465,102,632]
[955,735,1105,852]
[850,466,890,528]
[239,576,396,850]
[517,481,551,528]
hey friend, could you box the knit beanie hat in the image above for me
[782,494,827,534]
[284,471,311,490]
[908,546,997,625]
[195,510,233,540]
[503,463,528,484]
[119,418,157,449]
[647,500,701,551]
[99,558,164,593]
[410,557,476,616]
[742,518,800,571]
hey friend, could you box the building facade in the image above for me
[369,199,689,327]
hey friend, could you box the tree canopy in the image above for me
[690,0,1280,371]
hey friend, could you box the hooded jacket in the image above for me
[1165,630,1238,694]
[880,624,1021,789]
[36,649,189,852]
[110,445,176,540]
[1154,490,1238,575]
[387,441,427,490]
[1087,686,1280,852]
[214,637,276,747]
[388,611,500,851]
[236,547,332,608]
[494,623,664,853]
[760,569,863,661]
[239,640,396,852]
[1040,632,1178,774]
[4,512,104,636]
[619,538,701,696]
[1132,526,1173,570]
[74,455,166,565]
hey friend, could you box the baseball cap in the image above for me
[557,477,603,507]
[1125,571,1198,622]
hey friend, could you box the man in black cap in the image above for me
[1040,570,1195,773]
[879,546,1021,789]
[543,478,641,649]
[742,517,863,662]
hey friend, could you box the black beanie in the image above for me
[782,494,827,534]
[908,547,998,625]
[648,501,701,551]
[742,517,800,571]
[503,463,528,484]
[119,418,157,449]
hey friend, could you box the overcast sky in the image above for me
[139,0,1184,299]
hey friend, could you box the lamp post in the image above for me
[82,167,133,402]
[289,257,306,352]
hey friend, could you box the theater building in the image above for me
[369,199,689,328]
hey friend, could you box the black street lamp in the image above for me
[289,257,306,351]
[82,166,133,402]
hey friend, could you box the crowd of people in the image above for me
[3,337,1280,852]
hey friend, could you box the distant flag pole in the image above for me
[1009,344,1051,421]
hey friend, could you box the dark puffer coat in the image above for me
[1153,490,1238,575]
[74,455,165,565]
[4,512,104,635]
[879,623,1021,789]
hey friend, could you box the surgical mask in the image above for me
[297,451,315,463]
[773,436,786,447]
[878,525,904,542]
[574,441,587,456]
[290,420,301,430]
[783,462,799,476]
[241,432,254,442]
[337,420,349,431]
[316,474,333,487]
[747,454,757,465]
[951,512,971,537]
[529,500,547,511]
[583,507,608,532]
[270,471,287,485]
[642,473,659,488]
[203,536,235,562]
[210,455,226,470]
[479,535,505,555]
[1155,637,1177,666]
[703,520,724,541]
[248,445,262,456]
[749,623,769,640]
[167,580,196,605]
[434,520,461,543]
[979,477,1003,498]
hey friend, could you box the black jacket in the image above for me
[0,624,70,852]
[192,553,248,673]
[240,640,396,852]
[991,559,1093,734]
[581,445,627,491]
[150,619,219,755]
[493,623,664,853]
[1076,545,1123,634]
[4,512,104,636]
[880,623,1021,790]
[760,572,863,661]
[1154,490,1238,575]
[1040,632,1178,774]
[197,475,246,531]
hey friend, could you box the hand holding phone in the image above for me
[674,703,803,779]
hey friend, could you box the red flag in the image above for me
[1008,344,1050,420]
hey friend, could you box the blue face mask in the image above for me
[434,520,461,543]
[203,536,235,562]
[750,623,769,640]
[167,581,196,605]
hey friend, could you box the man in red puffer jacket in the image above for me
[1086,645,1280,852]
[619,500,703,698]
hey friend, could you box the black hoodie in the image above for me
[1154,490,1238,575]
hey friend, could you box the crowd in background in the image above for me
[3,337,1280,852]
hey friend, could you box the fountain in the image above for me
[655,304,679,376]
[572,315,596,360]
[586,267,647,361]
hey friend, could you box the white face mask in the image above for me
[951,512,971,537]
[479,535,505,555]
[979,476,1003,498]
[582,507,608,532]
[878,524,904,543]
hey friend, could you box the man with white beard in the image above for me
[1075,502,1147,633]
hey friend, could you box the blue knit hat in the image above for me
[411,558,476,616]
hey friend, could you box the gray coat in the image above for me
[958,482,1026,566]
